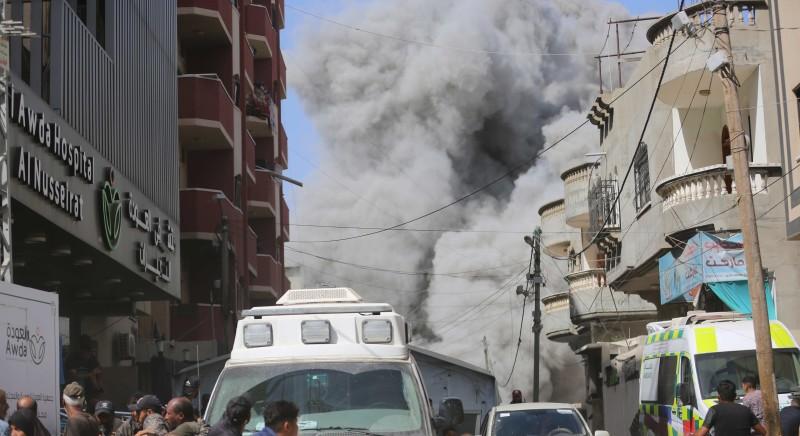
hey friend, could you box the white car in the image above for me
[477,403,610,436]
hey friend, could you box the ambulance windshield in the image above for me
[696,349,800,399]
[207,362,425,435]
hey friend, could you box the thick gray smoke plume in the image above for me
[290,0,632,402]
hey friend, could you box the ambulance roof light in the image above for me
[277,287,363,305]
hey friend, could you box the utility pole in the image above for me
[524,228,543,401]
[482,336,490,371]
[712,4,780,435]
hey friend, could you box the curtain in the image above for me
[707,281,776,320]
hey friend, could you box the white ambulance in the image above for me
[204,287,462,435]
[638,312,800,435]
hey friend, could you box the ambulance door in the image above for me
[677,355,700,435]
[640,355,678,436]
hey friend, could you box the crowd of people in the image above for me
[0,384,300,436]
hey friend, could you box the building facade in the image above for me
[174,0,290,358]
[538,0,800,429]
[4,0,180,406]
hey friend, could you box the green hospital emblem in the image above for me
[101,169,122,250]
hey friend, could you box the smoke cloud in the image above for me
[289,0,636,402]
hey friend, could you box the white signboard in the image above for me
[0,284,60,435]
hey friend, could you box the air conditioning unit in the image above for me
[113,333,136,361]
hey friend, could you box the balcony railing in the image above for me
[566,269,657,324]
[245,4,276,59]
[542,292,575,342]
[277,124,288,168]
[561,163,596,229]
[276,50,286,99]
[538,199,570,253]
[280,196,290,241]
[177,0,234,46]
[589,178,619,233]
[647,0,766,45]
[250,254,281,297]
[655,163,781,211]
[249,169,278,218]
[179,74,235,150]
[566,268,606,293]
[246,83,277,138]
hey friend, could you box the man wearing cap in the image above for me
[135,396,168,436]
[181,378,199,417]
[16,396,51,436]
[781,388,800,436]
[62,382,101,436]
[95,401,122,436]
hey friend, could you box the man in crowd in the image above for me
[780,388,800,436]
[95,401,122,436]
[62,382,100,436]
[16,396,50,436]
[64,336,104,413]
[119,395,166,436]
[741,376,764,425]
[165,397,208,436]
[694,380,765,436]
[181,378,200,417]
[0,389,9,436]
[510,390,523,404]
[255,401,298,436]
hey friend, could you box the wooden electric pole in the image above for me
[524,228,543,402]
[712,4,780,435]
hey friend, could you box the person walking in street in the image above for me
[694,380,765,436]
[16,396,51,436]
[208,397,250,436]
[180,379,200,418]
[510,390,523,404]
[8,409,36,436]
[164,398,207,436]
[62,382,101,436]
[254,401,298,436]
[741,376,765,425]
[94,401,122,436]
[0,389,10,436]
[780,388,800,436]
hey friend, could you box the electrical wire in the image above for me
[287,3,621,58]
[289,33,698,245]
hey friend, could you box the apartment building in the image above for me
[175,0,290,358]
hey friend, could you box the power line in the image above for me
[287,3,623,58]
[289,34,698,245]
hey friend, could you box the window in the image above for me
[656,355,677,405]
[633,142,651,212]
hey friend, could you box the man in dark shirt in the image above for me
[695,380,766,436]
[780,388,800,436]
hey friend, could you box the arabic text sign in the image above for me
[659,232,747,304]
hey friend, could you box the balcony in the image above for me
[655,163,781,211]
[177,0,233,47]
[249,169,277,218]
[280,196,290,241]
[647,1,766,46]
[180,189,242,240]
[561,163,595,229]
[250,254,281,298]
[245,4,276,59]
[542,292,575,343]
[588,178,620,234]
[246,85,277,138]
[567,269,657,324]
[247,227,258,277]
[538,199,570,255]
[273,0,285,29]
[179,75,235,150]
[242,40,255,90]
[276,51,286,100]
[245,133,256,182]
[277,124,288,168]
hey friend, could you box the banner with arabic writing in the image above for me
[659,232,746,304]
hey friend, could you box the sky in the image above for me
[280,0,682,208]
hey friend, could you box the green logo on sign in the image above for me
[101,169,122,250]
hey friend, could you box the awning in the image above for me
[707,281,776,320]
[659,232,747,304]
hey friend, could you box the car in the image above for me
[477,402,610,436]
